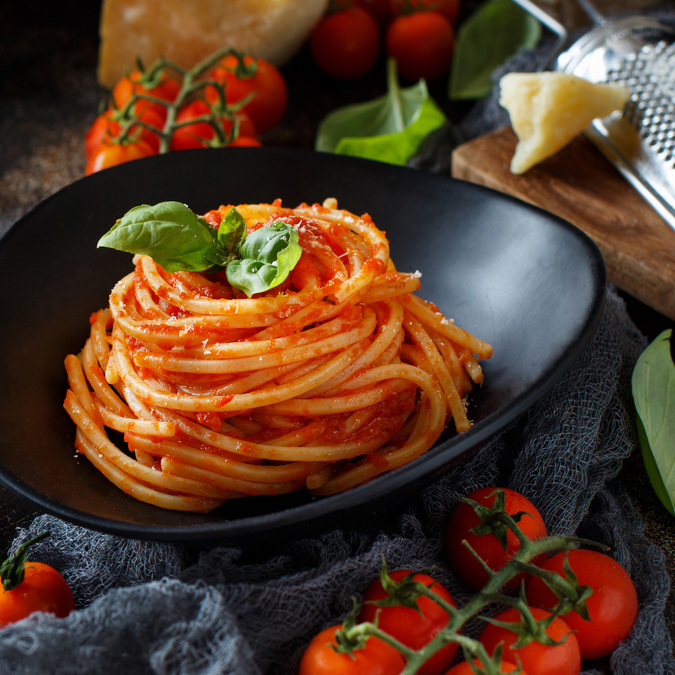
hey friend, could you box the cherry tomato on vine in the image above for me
[389,0,461,25]
[386,11,455,80]
[227,136,263,147]
[299,624,405,675]
[309,7,381,79]
[84,106,164,158]
[205,55,287,133]
[0,533,75,627]
[111,68,180,118]
[526,549,638,659]
[445,487,548,592]
[359,569,458,675]
[445,658,528,675]
[170,100,257,151]
[479,607,581,675]
[85,139,157,175]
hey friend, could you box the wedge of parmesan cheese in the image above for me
[97,0,329,88]
[499,71,631,174]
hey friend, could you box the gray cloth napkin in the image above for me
[1,33,674,675]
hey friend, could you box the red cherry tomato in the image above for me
[309,7,381,79]
[299,624,405,675]
[85,106,164,158]
[85,139,157,175]
[389,0,461,24]
[386,11,455,80]
[479,607,581,675]
[111,68,180,118]
[526,549,638,659]
[445,487,548,592]
[445,658,528,675]
[170,100,257,151]
[227,136,263,147]
[359,569,458,675]
[206,55,287,133]
[0,533,75,627]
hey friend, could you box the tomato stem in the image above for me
[0,530,50,592]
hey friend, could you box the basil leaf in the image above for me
[97,201,216,272]
[217,207,247,255]
[632,329,675,516]
[449,0,542,101]
[226,222,301,296]
[315,58,447,166]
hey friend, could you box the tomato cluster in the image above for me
[309,0,461,82]
[84,53,287,175]
[300,486,640,675]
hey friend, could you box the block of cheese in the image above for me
[97,0,329,88]
[499,71,631,174]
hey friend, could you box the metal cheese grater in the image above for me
[513,0,675,231]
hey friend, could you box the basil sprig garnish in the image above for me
[98,201,301,297]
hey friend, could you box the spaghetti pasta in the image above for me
[63,198,492,512]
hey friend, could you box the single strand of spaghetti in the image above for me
[82,337,133,417]
[114,324,368,411]
[89,309,114,373]
[65,392,227,501]
[305,464,335,491]
[310,300,404,396]
[159,457,306,496]
[462,353,484,385]
[402,294,493,360]
[75,430,226,511]
[362,274,422,304]
[94,402,175,437]
[133,308,377,374]
[260,419,330,447]
[65,351,102,419]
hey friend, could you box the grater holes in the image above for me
[607,40,675,167]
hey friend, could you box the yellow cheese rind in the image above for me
[499,72,631,174]
[97,0,329,88]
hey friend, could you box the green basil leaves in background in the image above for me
[315,58,447,166]
[98,201,302,297]
[632,329,675,516]
[449,0,542,100]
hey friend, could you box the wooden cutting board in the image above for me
[451,126,675,320]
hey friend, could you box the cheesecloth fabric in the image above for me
[0,36,673,675]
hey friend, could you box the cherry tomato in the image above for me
[0,533,75,627]
[359,569,458,675]
[227,136,263,147]
[390,0,461,24]
[170,100,257,151]
[445,487,548,592]
[445,658,528,675]
[299,624,405,675]
[479,607,581,675]
[386,11,455,80]
[112,68,180,118]
[85,139,157,175]
[206,55,287,133]
[355,0,392,24]
[526,549,638,659]
[309,7,381,79]
[84,106,164,158]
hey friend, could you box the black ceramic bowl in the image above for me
[0,148,605,543]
